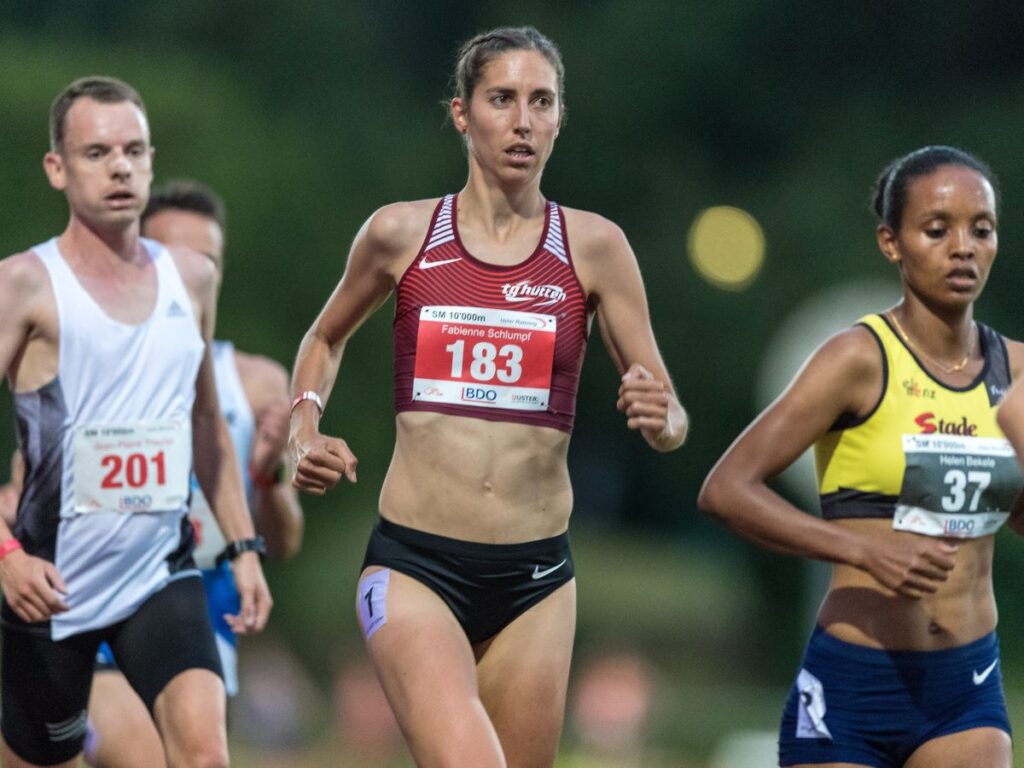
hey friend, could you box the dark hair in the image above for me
[143,179,227,232]
[450,26,566,111]
[50,76,146,154]
[872,146,999,229]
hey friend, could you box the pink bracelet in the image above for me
[0,538,22,561]
[290,390,324,416]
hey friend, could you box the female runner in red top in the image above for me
[289,26,687,767]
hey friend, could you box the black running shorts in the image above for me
[1,575,222,765]
[361,517,574,644]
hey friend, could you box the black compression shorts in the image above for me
[361,517,574,645]
[1,575,222,765]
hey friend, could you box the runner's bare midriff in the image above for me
[379,410,573,543]
[818,518,996,651]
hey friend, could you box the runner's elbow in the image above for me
[275,530,303,562]
[697,470,733,524]
[263,516,304,562]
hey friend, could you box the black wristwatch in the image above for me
[215,535,266,566]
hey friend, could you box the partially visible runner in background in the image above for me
[0,178,301,768]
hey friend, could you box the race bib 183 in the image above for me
[72,420,191,515]
[894,434,1021,538]
[412,306,556,411]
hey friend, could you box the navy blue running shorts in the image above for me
[779,625,1010,767]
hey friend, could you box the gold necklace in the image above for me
[887,312,975,374]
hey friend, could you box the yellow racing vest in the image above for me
[815,314,1022,538]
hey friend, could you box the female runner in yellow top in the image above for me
[700,145,1024,768]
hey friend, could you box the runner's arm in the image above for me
[572,213,686,451]
[177,247,272,633]
[0,253,68,619]
[290,203,427,494]
[996,338,1024,536]
[238,353,303,560]
[698,328,960,598]
[0,450,25,528]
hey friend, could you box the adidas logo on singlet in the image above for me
[167,300,187,318]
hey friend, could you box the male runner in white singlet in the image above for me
[0,77,271,768]
[83,180,303,767]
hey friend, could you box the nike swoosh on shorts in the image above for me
[532,559,567,580]
[973,658,999,685]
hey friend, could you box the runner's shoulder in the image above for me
[232,349,289,400]
[166,244,217,299]
[561,207,625,258]
[1001,335,1024,380]
[362,199,441,256]
[0,249,53,308]
[810,324,884,382]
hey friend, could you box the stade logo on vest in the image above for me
[502,281,566,307]
[914,412,978,436]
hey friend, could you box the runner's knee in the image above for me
[181,745,229,768]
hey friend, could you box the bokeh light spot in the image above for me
[687,206,765,290]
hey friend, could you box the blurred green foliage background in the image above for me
[3,1,1024,764]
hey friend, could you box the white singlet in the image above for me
[11,237,204,640]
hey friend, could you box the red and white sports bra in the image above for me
[393,194,589,432]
